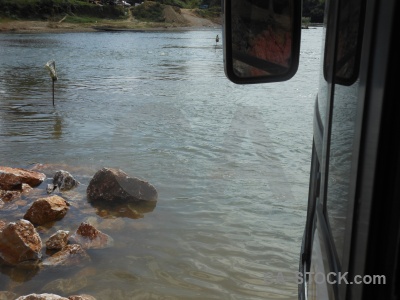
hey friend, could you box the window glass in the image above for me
[326,0,365,265]
[326,82,358,265]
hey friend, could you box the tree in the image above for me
[303,0,325,23]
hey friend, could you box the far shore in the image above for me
[0,21,221,34]
[0,10,222,34]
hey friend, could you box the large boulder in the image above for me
[86,168,158,203]
[0,219,42,265]
[69,222,113,249]
[0,166,46,190]
[42,244,90,267]
[24,196,70,226]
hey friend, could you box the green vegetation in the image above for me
[302,17,311,27]
[131,1,164,22]
[0,0,125,20]
[194,6,220,19]
[63,15,103,23]
[303,0,325,23]
[155,0,195,8]
[0,0,323,26]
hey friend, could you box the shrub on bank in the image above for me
[131,1,164,22]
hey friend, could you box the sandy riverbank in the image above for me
[0,9,221,34]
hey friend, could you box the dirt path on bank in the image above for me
[180,9,218,28]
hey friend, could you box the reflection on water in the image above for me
[0,28,322,299]
[53,114,63,139]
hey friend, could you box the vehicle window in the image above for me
[334,0,365,85]
[326,83,358,265]
[323,0,364,86]
[326,0,365,265]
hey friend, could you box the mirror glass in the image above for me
[224,0,300,83]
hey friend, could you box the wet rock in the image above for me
[30,164,96,177]
[68,295,96,300]
[21,183,33,194]
[1,185,32,205]
[0,167,46,191]
[46,230,70,250]
[24,196,70,226]
[47,184,56,194]
[69,223,113,249]
[0,219,42,265]
[15,294,68,300]
[0,190,21,202]
[83,216,125,232]
[42,276,88,295]
[86,168,158,203]
[0,261,40,283]
[42,244,90,267]
[0,220,6,231]
[0,291,18,300]
[49,171,80,193]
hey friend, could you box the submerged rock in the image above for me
[69,222,113,249]
[46,230,70,250]
[86,168,158,203]
[0,219,42,265]
[0,291,18,300]
[15,294,69,300]
[0,190,21,202]
[0,220,6,231]
[24,196,70,226]
[0,183,35,204]
[42,276,88,295]
[42,244,90,267]
[0,166,46,191]
[68,295,96,300]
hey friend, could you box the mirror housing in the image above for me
[223,0,302,84]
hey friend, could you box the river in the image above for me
[0,27,322,299]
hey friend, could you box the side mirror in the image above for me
[223,0,302,84]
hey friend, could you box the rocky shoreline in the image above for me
[0,165,158,300]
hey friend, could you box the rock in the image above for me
[0,291,18,300]
[52,171,80,192]
[47,184,56,194]
[0,167,46,190]
[42,277,88,295]
[24,196,70,226]
[21,183,33,194]
[0,184,33,204]
[42,244,90,267]
[0,220,6,231]
[46,230,70,250]
[86,168,158,203]
[69,223,113,249]
[0,200,4,210]
[0,190,21,202]
[0,219,42,265]
[15,294,68,300]
[68,295,96,300]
